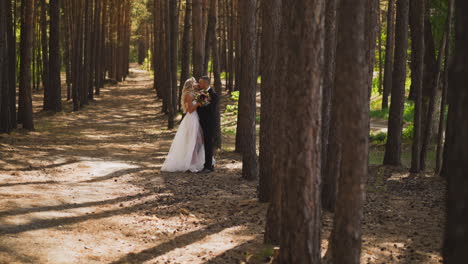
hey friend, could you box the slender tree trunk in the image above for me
[179,0,192,111]
[258,0,282,203]
[208,0,222,149]
[41,0,50,110]
[321,0,338,212]
[327,0,368,262]
[382,0,395,109]
[8,0,16,129]
[420,23,448,171]
[383,0,409,166]
[19,0,35,130]
[436,0,454,175]
[365,0,378,98]
[169,0,179,117]
[49,0,62,112]
[443,1,468,261]
[0,0,11,133]
[192,0,204,79]
[262,0,283,243]
[238,0,258,181]
[409,0,425,173]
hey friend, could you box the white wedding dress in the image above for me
[161,109,206,172]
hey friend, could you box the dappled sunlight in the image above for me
[0,65,268,263]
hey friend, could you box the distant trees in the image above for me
[409,0,425,173]
[382,0,395,110]
[383,0,409,166]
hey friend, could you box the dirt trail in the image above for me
[0,66,265,264]
[0,65,444,264]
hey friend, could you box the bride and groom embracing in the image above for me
[161,76,218,174]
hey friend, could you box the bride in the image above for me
[161,78,205,172]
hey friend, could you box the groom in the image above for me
[196,76,218,173]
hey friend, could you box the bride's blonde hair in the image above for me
[181,77,196,113]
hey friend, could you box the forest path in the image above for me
[0,65,266,263]
[0,65,445,264]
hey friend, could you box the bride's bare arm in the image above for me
[185,94,201,113]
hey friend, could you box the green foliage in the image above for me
[143,49,153,71]
[225,91,240,114]
[403,101,415,123]
[370,107,389,120]
[225,104,238,115]
[370,100,414,124]
[402,124,414,141]
[370,131,388,144]
[230,91,240,101]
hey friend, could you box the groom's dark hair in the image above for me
[200,76,211,84]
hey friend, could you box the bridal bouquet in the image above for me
[195,90,211,106]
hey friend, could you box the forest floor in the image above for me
[0,65,445,264]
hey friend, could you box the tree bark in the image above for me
[327,0,368,263]
[258,0,282,203]
[238,0,258,181]
[192,0,204,79]
[179,0,192,110]
[436,0,454,175]
[409,0,425,173]
[49,0,62,112]
[383,0,409,166]
[277,0,324,262]
[18,0,35,130]
[41,0,50,110]
[207,0,222,149]
[420,20,448,171]
[443,1,468,261]
[382,0,395,109]
[321,0,338,212]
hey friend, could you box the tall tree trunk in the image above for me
[262,0,282,243]
[192,0,204,79]
[277,0,324,262]
[382,0,395,109]
[8,0,16,129]
[238,0,258,181]
[179,0,192,111]
[169,0,179,117]
[0,0,11,133]
[19,0,35,130]
[321,0,338,212]
[409,0,425,173]
[49,0,62,112]
[0,0,16,133]
[326,1,369,263]
[258,0,282,203]
[443,1,468,261]
[226,0,234,93]
[207,0,222,149]
[436,0,454,175]
[365,0,378,98]
[420,21,448,171]
[383,0,409,166]
[41,0,50,110]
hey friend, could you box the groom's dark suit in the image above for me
[197,87,218,170]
